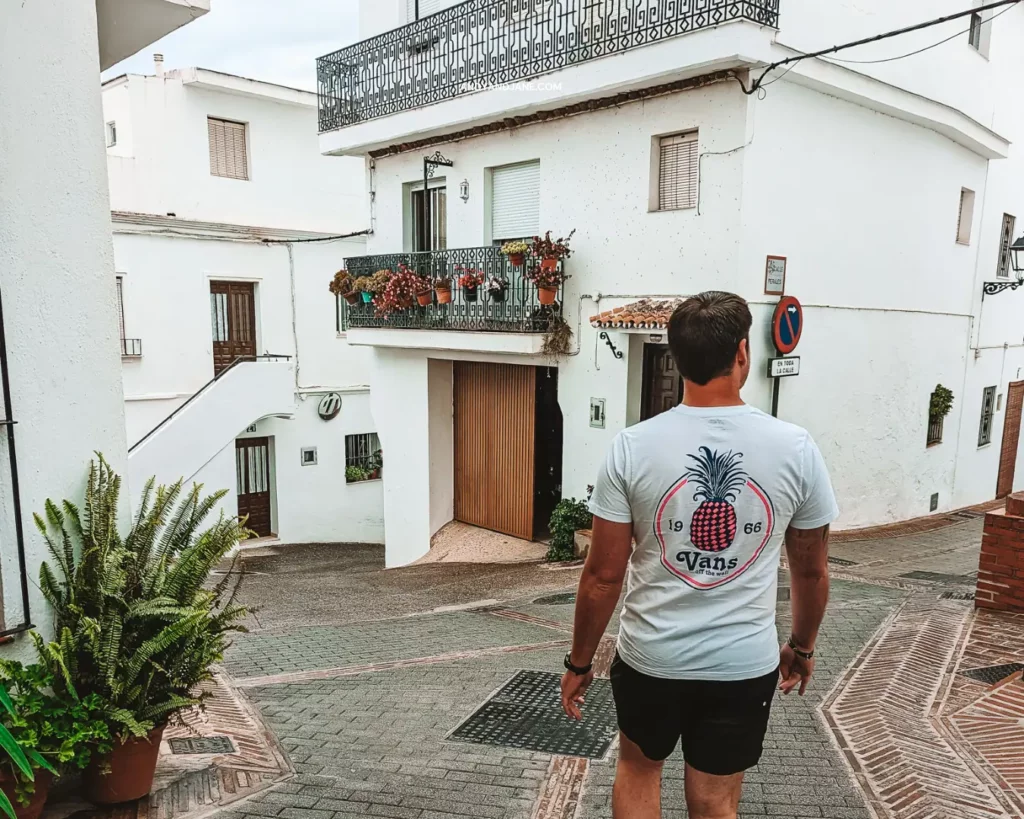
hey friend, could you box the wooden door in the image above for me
[454,362,536,540]
[997,381,1024,498]
[210,281,256,375]
[641,344,683,421]
[236,437,273,537]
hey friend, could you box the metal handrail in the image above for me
[128,354,292,455]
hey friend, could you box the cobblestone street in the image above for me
[199,515,1024,819]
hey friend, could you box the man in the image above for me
[561,291,836,819]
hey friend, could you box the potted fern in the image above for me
[33,457,248,805]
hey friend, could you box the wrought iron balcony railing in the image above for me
[344,246,562,333]
[318,0,780,132]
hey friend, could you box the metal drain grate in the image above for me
[951,510,985,520]
[534,592,577,606]
[827,557,858,567]
[448,670,616,759]
[168,736,236,755]
[959,663,1024,685]
[899,570,974,585]
[940,591,976,601]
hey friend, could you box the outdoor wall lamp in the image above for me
[460,179,470,202]
[982,235,1024,297]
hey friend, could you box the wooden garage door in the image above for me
[997,381,1024,499]
[454,362,536,540]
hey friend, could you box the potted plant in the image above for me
[367,269,392,297]
[434,274,453,305]
[0,684,58,819]
[345,465,370,483]
[353,276,374,304]
[367,449,383,480]
[456,267,484,302]
[373,265,421,316]
[328,270,358,305]
[531,230,575,273]
[0,661,109,819]
[526,262,567,306]
[413,270,433,307]
[33,457,248,805]
[486,276,509,303]
[500,240,530,268]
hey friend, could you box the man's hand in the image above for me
[560,670,595,720]
[779,643,814,695]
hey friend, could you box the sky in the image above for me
[101,0,359,91]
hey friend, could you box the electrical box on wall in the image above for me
[590,398,606,429]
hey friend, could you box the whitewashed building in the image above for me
[317,0,1024,568]
[0,0,207,651]
[104,63,384,546]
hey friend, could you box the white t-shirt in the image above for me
[589,404,839,681]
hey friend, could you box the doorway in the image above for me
[641,344,683,421]
[210,281,256,375]
[997,381,1024,498]
[236,436,273,537]
[534,367,563,536]
[411,186,447,252]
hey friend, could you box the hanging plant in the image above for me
[929,385,954,420]
[328,270,353,297]
[542,314,573,357]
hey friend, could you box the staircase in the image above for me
[128,356,295,490]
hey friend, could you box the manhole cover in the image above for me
[959,663,1024,685]
[534,592,577,605]
[168,736,236,755]
[951,510,985,520]
[898,571,974,584]
[448,670,616,759]
[827,557,858,567]
[940,591,976,601]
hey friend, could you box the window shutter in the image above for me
[658,132,698,211]
[208,117,249,180]
[491,161,540,241]
[407,0,442,21]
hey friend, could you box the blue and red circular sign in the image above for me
[772,296,803,355]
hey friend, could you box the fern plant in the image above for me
[32,456,249,744]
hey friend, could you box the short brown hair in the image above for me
[667,292,752,385]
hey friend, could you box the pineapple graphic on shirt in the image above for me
[683,447,748,552]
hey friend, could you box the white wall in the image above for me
[427,359,454,537]
[0,0,130,647]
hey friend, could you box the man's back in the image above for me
[589,403,837,681]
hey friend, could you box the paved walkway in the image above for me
[200,516,1024,819]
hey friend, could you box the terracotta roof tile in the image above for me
[589,299,685,330]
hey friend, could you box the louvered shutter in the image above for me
[658,132,698,211]
[407,0,442,21]
[208,118,249,180]
[491,161,540,242]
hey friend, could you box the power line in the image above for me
[259,229,372,245]
[737,0,1021,95]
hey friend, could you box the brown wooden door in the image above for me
[210,281,256,375]
[997,381,1024,498]
[236,437,273,537]
[454,362,536,540]
[641,344,683,421]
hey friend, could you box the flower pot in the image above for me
[0,770,53,819]
[464,288,478,303]
[490,289,507,303]
[343,291,360,306]
[537,285,558,305]
[540,258,559,273]
[416,290,433,307]
[509,253,525,267]
[360,291,373,304]
[436,286,452,304]
[85,725,165,805]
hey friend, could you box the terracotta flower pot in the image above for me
[360,291,373,303]
[416,289,433,307]
[85,725,165,805]
[540,258,559,273]
[464,287,478,303]
[537,285,558,305]
[436,286,452,304]
[0,770,53,819]
[509,253,525,267]
[343,291,359,305]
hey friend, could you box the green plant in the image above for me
[345,465,370,483]
[433,274,453,289]
[499,240,530,256]
[929,384,954,420]
[531,229,575,261]
[352,276,372,293]
[0,661,108,806]
[547,498,592,562]
[33,456,249,745]
[0,685,51,819]
[328,270,353,297]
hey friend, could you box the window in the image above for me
[491,160,540,244]
[969,12,983,49]
[210,291,229,341]
[208,117,249,180]
[406,0,441,21]
[300,447,318,466]
[997,214,1017,278]
[116,276,142,357]
[956,188,976,245]
[345,433,382,483]
[336,295,350,333]
[411,186,447,251]
[652,131,698,212]
[116,276,126,341]
[106,121,117,148]
[979,386,997,446]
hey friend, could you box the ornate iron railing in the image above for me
[318,0,780,131]
[345,246,562,332]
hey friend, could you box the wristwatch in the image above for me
[564,652,593,676]
[787,635,815,661]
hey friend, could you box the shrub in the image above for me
[929,384,955,420]
[547,498,592,562]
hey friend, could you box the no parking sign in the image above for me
[771,296,803,355]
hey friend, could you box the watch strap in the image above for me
[564,652,593,675]
[787,635,814,660]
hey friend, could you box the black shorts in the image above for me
[610,653,779,775]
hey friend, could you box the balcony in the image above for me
[318,0,779,152]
